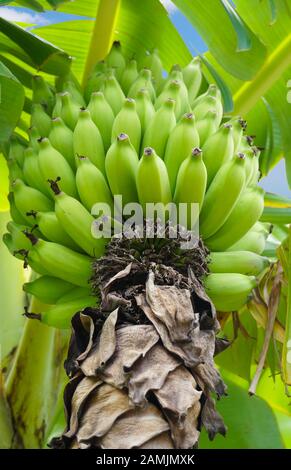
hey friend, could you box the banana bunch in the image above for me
[4,41,269,327]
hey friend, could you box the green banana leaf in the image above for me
[0,61,24,143]
[200,370,285,449]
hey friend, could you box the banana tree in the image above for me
[0,0,291,450]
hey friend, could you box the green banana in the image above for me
[120,59,138,95]
[208,251,269,276]
[136,147,172,214]
[56,286,92,303]
[8,193,27,225]
[128,68,156,102]
[24,232,93,287]
[49,117,75,169]
[106,41,126,80]
[38,138,77,197]
[22,147,52,197]
[88,92,115,151]
[62,80,85,107]
[205,186,265,250]
[141,49,164,91]
[204,273,257,312]
[182,57,202,105]
[199,155,246,239]
[225,116,246,152]
[26,210,81,251]
[32,75,55,114]
[7,221,35,251]
[155,80,185,119]
[31,104,51,137]
[193,95,222,125]
[193,84,221,106]
[142,98,176,158]
[111,98,141,152]
[135,88,155,135]
[49,179,106,257]
[12,179,54,223]
[173,148,207,228]
[105,133,139,207]
[35,296,97,329]
[196,110,219,146]
[76,156,113,212]
[73,108,105,173]
[84,71,106,103]
[7,158,24,187]
[103,71,125,115]
[248,148,260,185]
[227,224,270,254]
[27,126,40,152]
[164,113,200,193]
[202,124,234,187]
[52,93,63,118]
[8,135,26,167]
[60,92,80,130]
[23,276,75,304]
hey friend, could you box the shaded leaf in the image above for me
[0,61,24,143]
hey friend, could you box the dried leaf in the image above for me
[200,396,227,440]
[99,324,159,388]
[99,403,170,449]
[76,384,134,443]
[140,432,174,449]
[80,309,119,376]
[128,343,181,405]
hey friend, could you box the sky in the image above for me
[0,1,290,197]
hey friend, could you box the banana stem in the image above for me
[5,297,56,449]
[282,226,291,385]
[0,374,14,448]
[82,0,121,87]
[233,34,291,115]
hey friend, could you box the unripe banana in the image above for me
[23,276,75,304]
[38,138,77,197]
[105,133,139,206]
[103,72,125,115]
[76,156,113,212]
[56,286,92,304]
[128,68,156,102]
[248,148,260,185]
[136,147,172,214]
[120,59,138,95]
[202,124,234,187]
[60,92,80,129]
[8,136,26,167]
[24,232,93,287]
[199,155,246,238]
[193,95,222,125]
[84,72,106,103]
[182,57,202,105]
[49,117,75,169]
[141,49,164,91]
[49,180,106,257]
[26,210,81,251]
[111,98,141,152]
[205,186,264,250]
[28,127,40,152]
[88,92,115,151]
[22,147,52,197]
[164,113,200,193]
[12,179,54,224]
[8,192,27,225]
[204,273,257,312]
[173,148,207,228]
[225,116,246,152]
[135,88,155,135]
[32,75,55,114]
[31,104,51,137]
[106,41,126,80]
[7,221,34,251]
[196,110,219,146]
[62,80,85,107]
[227,224,270,254]
[73,108,105,173]
[52,93,62,118]
[208,251,270,276]
[8,158,24,187]
[142,98,176,158]
[155,80,184,118]
[243,148,257,184]
[193,84,222,106]
[35,296,97,329]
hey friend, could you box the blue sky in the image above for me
[0,1,289,197]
